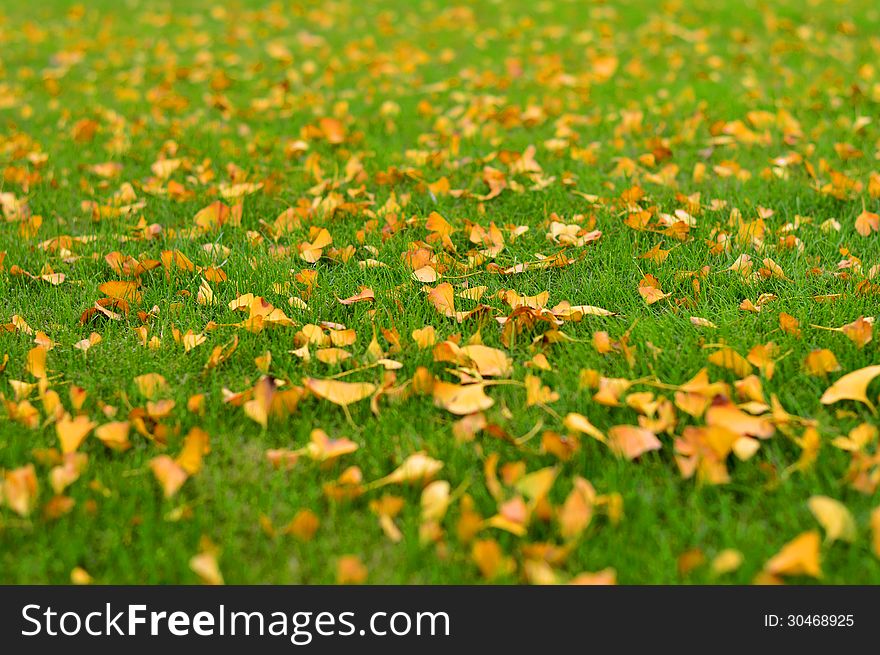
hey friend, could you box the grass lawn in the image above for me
[1,0,880,584]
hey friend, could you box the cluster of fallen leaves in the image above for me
[2,0,880,585]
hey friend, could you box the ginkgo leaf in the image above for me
[412,266,440,282]
[176,427,210,475]
[420,480,452,522]
[563,413,606,443]
[558,477,595,538]
[804,349,840,376]
[94,421,131,452]
[304,377,376,407]
[281,509,320,541]
[514,467,557,501]
[369,452,443,489]
[150,456,188,498]
[432,381,494,415]
[306,429,359,462]
[337,286,375,305]
[412,326,437,349]
[608,425,662,460]
[459,344,512,377]
[855,210,879,236]
[707,347,753,377]
[98,280,142,303]
[134,373,169,399]
[26,346,47,378]
[764,531,822,578]
[3,465,38,517]
[427,283,456,317]
[189,550,224,585]
[56,414,96,454]
[807,496,856,543]
[638,274,669,305]
[336,555,368,584]
[820,365,880,411]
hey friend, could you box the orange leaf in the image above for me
[764,531,822,578]
[56,414,96,454]
[304,378,376,407]
[608,425,662,460]
[855,210,879,237]
[337,286,375,305]
[98,280,142,303]
[176,427,210,475]
[432,381,494,415]
[3,464,39,516]
[94,421,131,452]
[804,349,840,376]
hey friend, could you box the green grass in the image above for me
[1,0,879,584]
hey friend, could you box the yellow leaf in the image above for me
[514,467,557,501]
[711,549,744,576]
[411,326,437,349]
[243,376,275,428]
[820,365,880,411]
[432,381,494,415]
[56,414,96,454]
[427,282,456,318]
[608,425,662,460]
[204,335,239,371]
[459,344,512,377]
[778,312,801,336]
[569,568,617,585]
[189,551,224,585]
[708,347,753,377]
[150,455,188,498]
[471,539,514,580]
[98,280,142,303]
[134,373,169,399]
[26,346,47,378]
[370,452,443,488]
[196,278,215,305]
[690,316,717,329]
[855,210,879,237]
[336,555,368,584]
[3,465,39,516]
[807,496,856,543]
[283,509,320,541]
[558,477,595,538]
[70,567,93,585]
[182,331,206,353]
[804,349,840,376]
[764,531,822,578]
[638,274,670,305]
[306,429,358,462]
[177,427,210,475]
[316,347,351,365]
[525,374,559,406]
[412,266,440,282]
[94,421,131,452]
[705,401,774,438]
[420,480,452,522]
[337,286,375,305]
[563,413,606,443]
[304,377,376,407]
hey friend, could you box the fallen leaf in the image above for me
[764,531,822,578]
[807,496,856,543]
[820,365,880,411]
[305,378,376,407]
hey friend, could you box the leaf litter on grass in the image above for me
[1,0,880,584]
